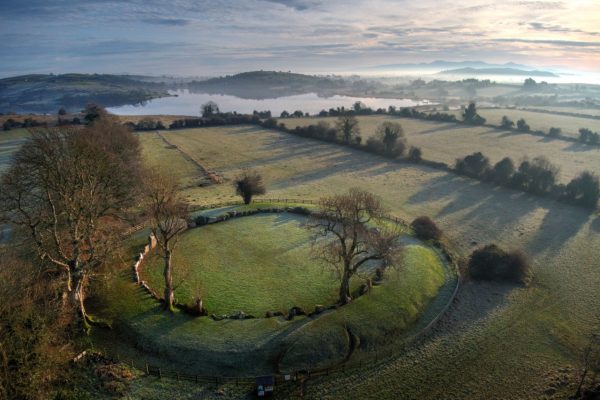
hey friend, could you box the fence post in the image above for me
[158,368,162,379]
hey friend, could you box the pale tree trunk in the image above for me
[339,264,352,305]
[69,269,90,330]
[163,249,175,311]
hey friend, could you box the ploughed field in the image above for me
[278,115,600,184]
[122,124,600,399]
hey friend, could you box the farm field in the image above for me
[0,128,29,171]
[447,107,600,137]
[125,124,600,398]
[278,115,600,183]
[532,106,600,117]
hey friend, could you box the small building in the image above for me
[256,376,275,397]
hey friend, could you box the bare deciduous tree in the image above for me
[0,121,141,329]
[336,114,360,143]
[144,169,189,312]
[308,189,402,305]
[201,101,219,118]
[234,170,266,204]
[575,323,600,398]
[0,251,73,399]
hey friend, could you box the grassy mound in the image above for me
[97,204,453,375]
[141,212,342,315]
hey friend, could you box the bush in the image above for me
[548,127,562,137]
[408,146,422,162]
[511,156,559,195]
[565,171,600,208]
[500,116,514,129]
[516,118,530,132]
[492,157,515,185]
[411,216,442,241]
[455,152,490,178]
[579,128,600,144]
[468,244,531,284]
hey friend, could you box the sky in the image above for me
[0,0,599,77]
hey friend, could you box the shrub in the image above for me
[565,171,600,208]
[500,116,514,129]
[411,216,442,241]
[516,118,530,132]
[512,156,559,195]
[262,118,278,129]
[548,127,562,137]
[579,128,600,144]
[408,146,422,162]
[233,170,266,204]
[492,157,515,185]
[462,102,486,125]
[455,152,490,178]
[468,244,531,284]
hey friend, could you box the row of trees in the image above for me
[267,115,422,162]
[455,152,599,207]
[579,128,600,145]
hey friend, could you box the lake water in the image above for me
[107,90,430,117]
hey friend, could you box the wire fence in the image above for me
[104,198,461,387]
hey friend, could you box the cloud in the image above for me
[493,38,600,47]
[0,0,599,75]
[262,0,321,11]
[141,17,191,26]
[526,22,599,36]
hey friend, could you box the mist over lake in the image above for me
[107,90,430,116]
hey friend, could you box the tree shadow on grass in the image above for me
[418,123,467,135]
[219,125,264,135]
[591,216,600,234]
[564,141,598,152]
[526,201,592,257]
[405,174,590,254]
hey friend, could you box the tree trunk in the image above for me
[243,193,252,204]
[69,270,89,331]
[163,249,175,311]
[338,267,352,305]
[575,367,588,398]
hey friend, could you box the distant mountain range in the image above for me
[438,67,558,77]
[359,60,560,73]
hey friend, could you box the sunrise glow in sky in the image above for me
[1,0,599,77]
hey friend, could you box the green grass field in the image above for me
[447,107,600,138]
[112,124,600,398]
[141,212,343,315]
[278,115,600,183]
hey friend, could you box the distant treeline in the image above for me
[277,102,600,147]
